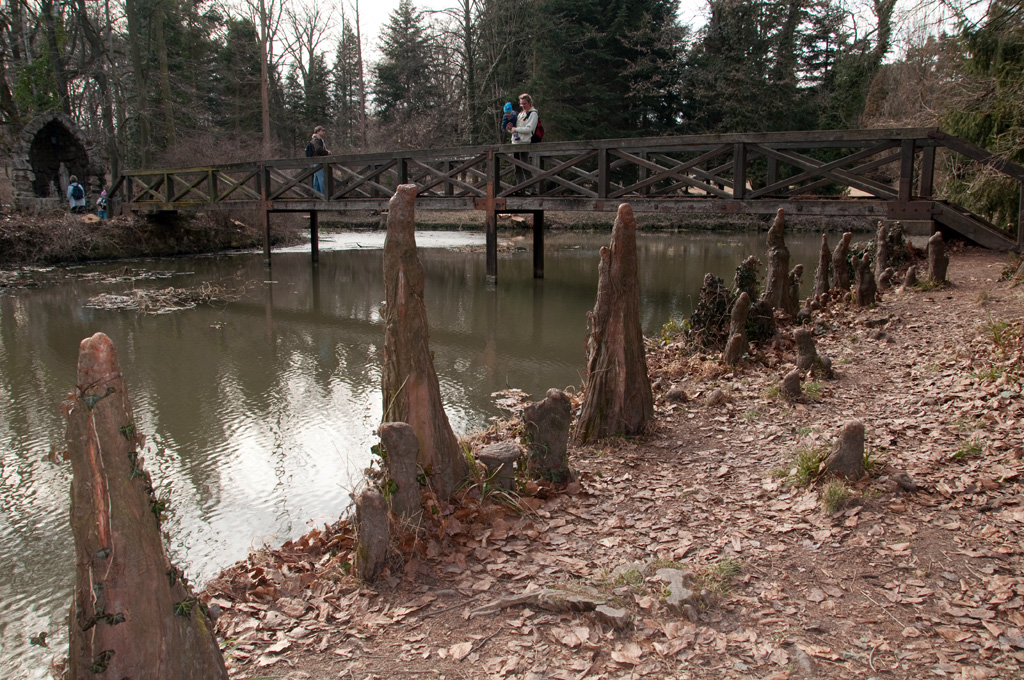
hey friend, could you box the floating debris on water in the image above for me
[86,283,240,314]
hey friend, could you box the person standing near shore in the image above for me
[67,175,86,213]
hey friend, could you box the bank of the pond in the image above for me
[0,210,302,267]
[202,248,1024,680]
[0,207,875,269]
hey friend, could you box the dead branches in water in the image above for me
[86,282,240,313]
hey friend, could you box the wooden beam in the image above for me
[899,139,915,202]
[930,131,1024,182]
[920,145,935,198]
[733,143,747,200]
[310,211,319,263]
[533,210,544,279]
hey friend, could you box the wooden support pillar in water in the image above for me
[486,209,498,283]
[532,210,544,279]
[262,209,271,264]
[310,210,319,263]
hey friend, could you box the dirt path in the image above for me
[204,247,1024,680]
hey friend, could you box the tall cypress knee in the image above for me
[812,233,830,299]
[381,184,466,498]
[66,333,226,680]
[574,203,654,443]
[760,208,791,312]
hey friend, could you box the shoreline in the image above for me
[0,208,875,270]
[196,246,1024,679]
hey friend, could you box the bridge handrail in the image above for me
[109,126,1022,251]
[115,127,947,178]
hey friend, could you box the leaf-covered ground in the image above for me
[204,247,1024,680]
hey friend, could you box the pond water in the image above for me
[0,227,828,677]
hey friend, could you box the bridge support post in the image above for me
[733,143,747,199]
[486,209,497,283]
[310,211,319,263]
[532,210,544,279]
[899,139,916,203]
[262,209,271,265]
[920,146,935,197]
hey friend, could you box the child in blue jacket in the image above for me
[500,102,516,133]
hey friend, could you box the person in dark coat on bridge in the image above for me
[309,126,330,194]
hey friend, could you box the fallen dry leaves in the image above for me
[202,247,1024,679]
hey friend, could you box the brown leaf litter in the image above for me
[202,247,1024,680]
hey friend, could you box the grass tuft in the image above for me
[787,446,827,486]
[693,559,742,596]
[821,480,852,514]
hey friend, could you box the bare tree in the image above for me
[283,0,333,92]
[242,0,286,154]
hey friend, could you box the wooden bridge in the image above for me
[111,127,1024,280]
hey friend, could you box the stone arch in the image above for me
[13,111,106,212]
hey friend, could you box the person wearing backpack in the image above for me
[509,94,542,194]
[67,175,86,213]
[307,125,330,194]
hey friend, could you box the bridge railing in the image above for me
[114,128,1023,248]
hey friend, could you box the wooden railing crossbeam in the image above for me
[753,145,898,200]
[406,155,487,197]
[169,172,212,203]
[215,170,260,201]
[645,149,735,196]
[608,146,732,198]
[747,142,898,199]
[332,160,397,198]
[267,166,319,200]
[788,151,903,198]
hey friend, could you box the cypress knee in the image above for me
[722,292,751,365]
[812,233,831,299]
[760,208,790,311]
[831,232,853,293]
[874,221,889,279]
[382,184,467,498]
[65,333,227,680]
[927,231,948,284]
[575,203,654,443]
[852,252,877,307]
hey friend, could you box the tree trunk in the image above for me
[73,0,121,180]
[353,0,367,149]
[41,0,72,115]
[153,0,177,149]
[65,333,226,680]
[258,0,272,154]
[382,185,467,499]
[574,203,654,443]
[124,0,152,165]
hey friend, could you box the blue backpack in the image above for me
[71,183,84,200]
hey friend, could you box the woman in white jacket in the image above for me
[510,94,539,192]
